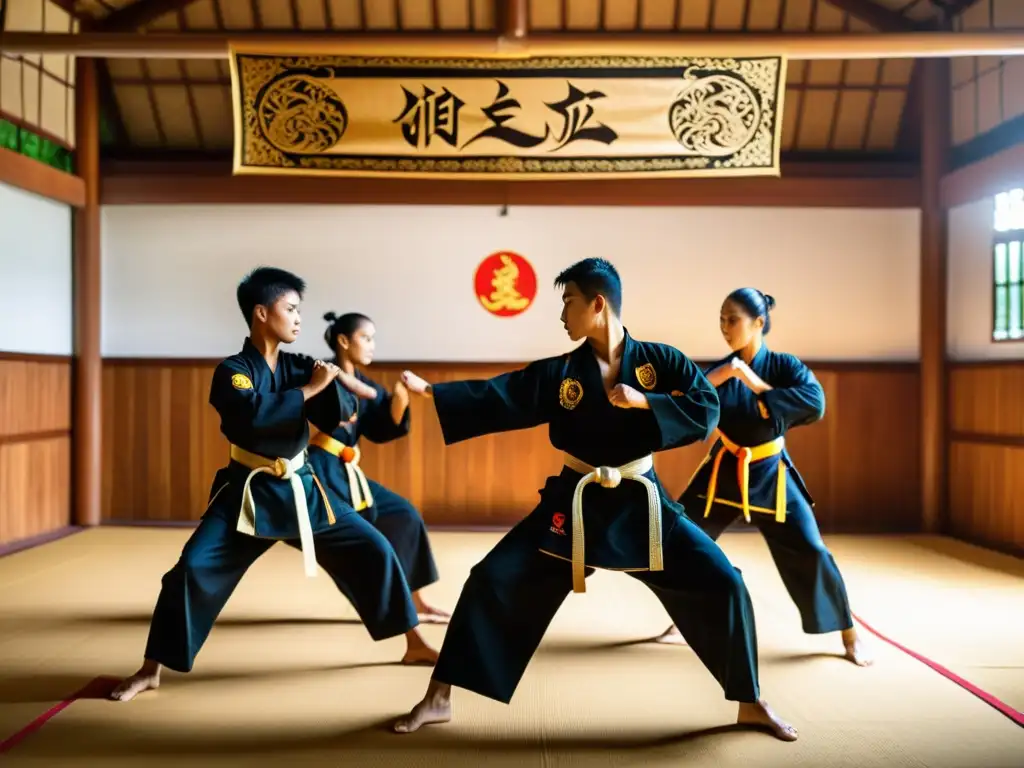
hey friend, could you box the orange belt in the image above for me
[703,432,787,523]
[309,432,374,512]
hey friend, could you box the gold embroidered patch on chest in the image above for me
[231,373,254,390]
[635,363,657,390]
[559,378,584,410]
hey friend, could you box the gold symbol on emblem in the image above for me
[479,254,531,313]
[635,363,657,390]
[559,378,583,410]
[231,373,254,390]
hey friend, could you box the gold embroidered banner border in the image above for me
[229,52,787,180]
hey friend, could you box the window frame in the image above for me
[991,188,1024,343]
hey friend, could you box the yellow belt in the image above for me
[230,444,319,578]
[309,432,374,512]
[562,452,662,595]
[703,432,787,524]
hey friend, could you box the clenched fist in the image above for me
[400,370,432,396]
[607,383,647,409]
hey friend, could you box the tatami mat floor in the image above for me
[0,528,1022,767]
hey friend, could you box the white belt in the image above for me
[562,452,663,594]
[231,445,318,579]
[343,446,374,512]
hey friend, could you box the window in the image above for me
[992,189,1024,341]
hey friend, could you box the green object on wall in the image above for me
[0,119,75,172]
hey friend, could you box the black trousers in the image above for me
[144,507,419,673]
[681,486,854,635]
[430,512,761,705]
[364,479,439,593]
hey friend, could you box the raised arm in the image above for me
[751,354,826,432]
[356,375,411,444]
[401,359,554,446]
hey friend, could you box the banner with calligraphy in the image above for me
[229,51,787,180]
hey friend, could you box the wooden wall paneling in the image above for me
[101,360,921,533]
[0,357,72,438]
[949,363,1024,437]
[947,362,1024,554]
[0,355,72,545]
[948,441,1024,554]
[0,437,71,545]
[826,366,922,531]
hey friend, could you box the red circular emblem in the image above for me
[474,251,537,317]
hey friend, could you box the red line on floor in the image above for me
[0,676,118,755]
[1,616,1021,755]
[852,611,1024,728]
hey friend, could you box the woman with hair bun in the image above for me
[307,311,450,625]
[655,288,869,667]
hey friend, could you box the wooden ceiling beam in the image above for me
[99,161,921,208]
[822,0,926,32]
[90,0,204,32]
[46,1,93,22]
[6,30,1024,59]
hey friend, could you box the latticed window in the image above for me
[992,189,1024,341]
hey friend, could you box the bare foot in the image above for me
[413,592,451,625]
[109,660,161,702]
[737,700,798,742]
[653,623,688,646]
[402,629,439,666]
[842,627,873,666]
[393,681,452,733]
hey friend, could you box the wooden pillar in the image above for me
[499,0,528,40]
[919,57,950,533]
[73,58,101,527]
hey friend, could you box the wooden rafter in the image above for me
[46,1,87,22]
[822,0,926,32]
[92,0,203,32]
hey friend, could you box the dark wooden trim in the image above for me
[990,338,1024,346]
[949,112,1024,173]
[0,526,83,558]
[948,358,1024,368]
[0,145,85,207]
[942,140,1024,209]
[0,429,71,446]
[919,57,950,535]
[100,357,920,372]
[0,351,73,362]
[99,165,921,208]
[73,59,102,529]
[950,431,1024,447]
